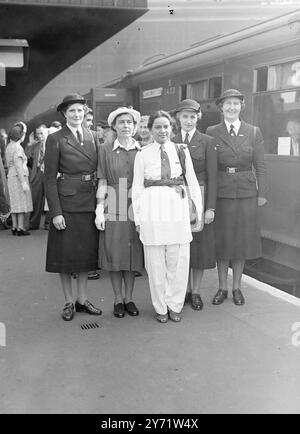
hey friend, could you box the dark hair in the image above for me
[8,122,26,142]
[148,110,172,130]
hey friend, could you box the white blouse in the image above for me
[132,140,202,246]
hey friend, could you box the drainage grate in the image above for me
[80,322,101,330]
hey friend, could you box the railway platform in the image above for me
[0,229,300,414]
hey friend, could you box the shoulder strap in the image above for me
[174,143,187,177]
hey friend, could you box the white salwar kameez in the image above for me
[132,140,203,314]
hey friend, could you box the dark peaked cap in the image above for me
[215,89,244,106]
[57,93,86,112]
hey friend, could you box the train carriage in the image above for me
[106,10,300,295]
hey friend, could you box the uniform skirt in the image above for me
[190,185,216,269]
[215,197,261,260]
[46,212,99,273]
[99,220,144,272]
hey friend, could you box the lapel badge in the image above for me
[238,134,244,137]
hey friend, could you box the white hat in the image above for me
[107,107,140,127]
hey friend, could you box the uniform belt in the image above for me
[219,167,251,174]
[59,172,96,181]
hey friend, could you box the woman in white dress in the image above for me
[5,122,33,235]
[132,110,203,323]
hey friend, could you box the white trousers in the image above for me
[144,243,190,314]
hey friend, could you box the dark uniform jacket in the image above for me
[26,139,44,182]
[44,125,98,218]
[206,121,268,199]
[173,129,218,210]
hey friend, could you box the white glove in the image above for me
[95,203,105,231]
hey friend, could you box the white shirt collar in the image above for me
[224,119,241,134]
[181,128,196,141]
[112,137,140,152]
[67,123,83,139]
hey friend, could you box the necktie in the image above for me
[76,130,83,146]
[160,143,171,180]
[229,124,236,136]
[184,132,189,145]
[39,143,44,171]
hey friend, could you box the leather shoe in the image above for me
[191,293,203,310]
[212,289,228,305]
[88,271,100,280]
[124,301,139,316]
[232,289,245,305]
[62,302,75,321]
[114,302,125,318]
[168,308,181,322]
[75,300,102,315]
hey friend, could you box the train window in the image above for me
[187,80,208,100]
[253,90,300,155]
[255,60,300,92]
[180,84,187,101]
[255,67,268,92]
[185,76,222,101]
[208,77,222,98]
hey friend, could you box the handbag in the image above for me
[174,144,201,232]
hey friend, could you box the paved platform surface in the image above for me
[1,229,300,414]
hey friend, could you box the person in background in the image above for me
[96,120,113,144]
[0,128,7,166]
[5,122,33,235]
[173,99,217,311]
[0,142,9,224]
[44,93,101,321]
[84,108,94,130]
[136,115,152,147]
[26,124,49,230]
[206,89,267,306]
[48,121,62,135]
[43,121,63,229]
[132,110,203,323]
[95,107,143,319]
[286,115,300,156]
[83,108,101,280]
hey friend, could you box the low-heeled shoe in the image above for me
[124,301,139,316]
[87,271,100,280]
[17,229,31,236]
[75,300,102,315]
[212,289,228,305]
[191,293,203,310]
[114,303,125,318]
[168,308,181,322]
[156,313,168,323]
[232,289,245,305]
[62,302,75,321]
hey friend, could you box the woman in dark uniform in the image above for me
[44,93,102,321]
[95,107,144,318]
[206,89,268,306]
[173,99,217,311]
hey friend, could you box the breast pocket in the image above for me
[190,146,205,161]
